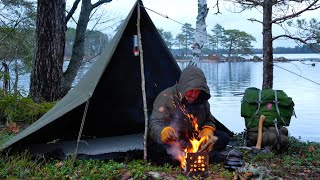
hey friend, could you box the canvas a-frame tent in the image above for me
[1,0,182,158]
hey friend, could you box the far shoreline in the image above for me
[175,54,320,62]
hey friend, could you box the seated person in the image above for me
[148,65,231,165]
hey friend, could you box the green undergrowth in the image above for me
[0,152,234,179]
[0,90,56,125]
[0,153,180,179]
[0,132,318,179]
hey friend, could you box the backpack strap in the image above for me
[273,120,282,151]
[247,90,262,128]
[274,90,287,126]
[243,128,248,146]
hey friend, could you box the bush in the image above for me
[0,90,55,124]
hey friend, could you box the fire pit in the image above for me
[186,152,209,176]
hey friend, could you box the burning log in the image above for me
[198,135,218,152]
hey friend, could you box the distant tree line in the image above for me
[272,45,320,54]
[157,23,319,57]
[170,44,320,56]
[158,23,257,58]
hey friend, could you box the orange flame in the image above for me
[177,116,208,171]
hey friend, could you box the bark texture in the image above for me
[262,0,273,89]
[30,0,65,102]
[192,0,208,64]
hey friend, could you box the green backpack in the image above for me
[241,87,295,129]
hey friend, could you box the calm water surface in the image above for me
[178,60,320,142]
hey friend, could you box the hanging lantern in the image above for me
[133,35,139,56]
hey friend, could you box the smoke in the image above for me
[166,141,185,161]
[165,100,194,162]
[165,110,190,162]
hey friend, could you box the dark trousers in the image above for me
[147,130,230,165]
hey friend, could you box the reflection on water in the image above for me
[178,61,320,142]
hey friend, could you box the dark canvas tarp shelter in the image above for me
[1,0,182,157]
[1,0,233,159]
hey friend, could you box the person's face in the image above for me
[185,89,200,104]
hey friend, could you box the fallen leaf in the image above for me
[308,145,315,153]
[270,163,277,168]
[5,122,20,134]
[312,161,319,166]
[304,169,311,173]
[55,161,63,168]
[300,152,306,158]
[122,170,131,180]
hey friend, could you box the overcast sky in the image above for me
[70,0,319,49]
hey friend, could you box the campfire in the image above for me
[166,97,216,176]
[174,114,212,176]
[176,134,211,176]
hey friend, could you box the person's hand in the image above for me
[198,125,218,152]
[161,126,178,143]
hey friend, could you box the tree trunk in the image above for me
[227,40,233,59]
[262,0,273,89]
[185,31,188,56]
[29,0,66,102]
[192,0,208,63]
[13,60,19,95]
[2,62,9,94]
[62,0,92,96]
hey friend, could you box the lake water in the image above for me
[10,54,320,142]
[244,53,320,61]
[178,59,320,143]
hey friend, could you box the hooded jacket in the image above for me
[149,65,217,144]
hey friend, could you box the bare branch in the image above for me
[272,0,320,24]
[272,34,313,42]
[228,0,263,7]
[66,0,81,23]
[241,0,263,6]
[212,0,222,14]
[92,0,112,10]
[273,34,320,52]
[248,18,263,24]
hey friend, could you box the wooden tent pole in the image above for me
[136,0,148,160]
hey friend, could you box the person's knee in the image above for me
[215,131,230,150]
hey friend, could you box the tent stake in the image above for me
[137,0,148,160]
